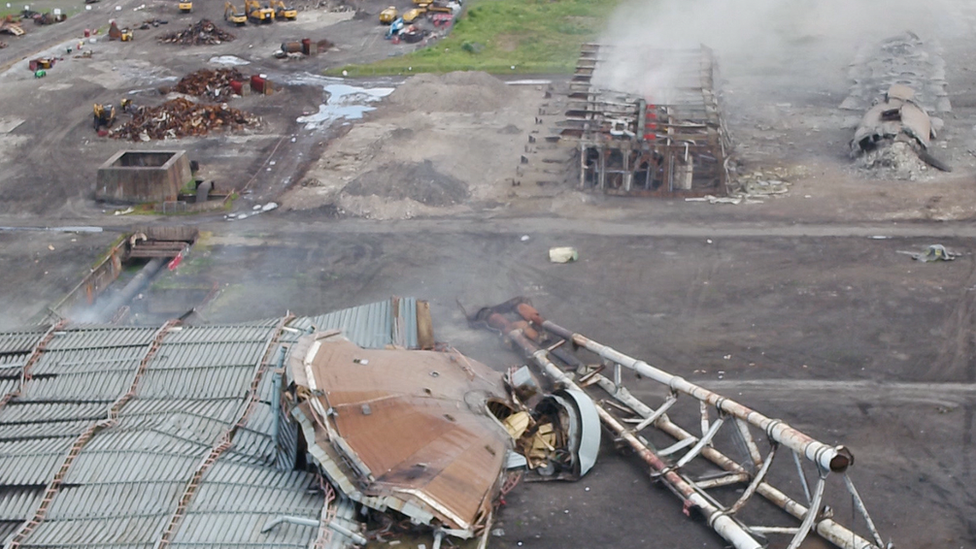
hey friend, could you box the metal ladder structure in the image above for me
[154,314,294,549]
[476,298,890,549]
[7,320,179,549]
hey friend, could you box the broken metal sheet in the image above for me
[851,84,933,154]
[287,331,511,536]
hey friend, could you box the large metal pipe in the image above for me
[515,304,852,473]
[487,313,762,549]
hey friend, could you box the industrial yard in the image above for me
[1,0,976,548]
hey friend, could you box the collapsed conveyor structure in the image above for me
[560,44,733,196]
[474,298,890,549]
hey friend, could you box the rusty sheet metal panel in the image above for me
[292,334,510,533]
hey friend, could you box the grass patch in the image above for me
[329,0,619,76]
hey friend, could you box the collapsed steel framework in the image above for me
[476,298,890,549]
[560,44,733,197]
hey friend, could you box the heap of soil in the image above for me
[385,71,509,113]
[855,142,931,181]
[343,160,469,206]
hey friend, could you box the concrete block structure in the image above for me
[95,150,191,203]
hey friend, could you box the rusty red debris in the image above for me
[108,97,257,141]
[170,68,245,101]
[158,19,234,45]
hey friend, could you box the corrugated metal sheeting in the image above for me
[293,297,420,349]
[0,299,424,549]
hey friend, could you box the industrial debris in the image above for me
[903,244,958,262]
[275,38,334,59]
[851,84,950,175]
[556,44,733,197]
[472,297,891,549]
[158,19,235,45]
[1,16,25,36]
[172,68,246,101]
[548,246,578,263]
[108,98,257,141]
[284,323,600,543]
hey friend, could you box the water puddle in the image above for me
[288,73,394,130]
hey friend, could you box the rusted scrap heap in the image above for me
[108,97,256,141]
[173,68,244,101]
[159,19,234,45]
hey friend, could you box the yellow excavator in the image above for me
[269,0,296,20]
[178,0,192,12]
[402,7,424,22]
[379,6,397,23]
[93,104,117,131]
[244,0,274,23]
[224,1,247,25]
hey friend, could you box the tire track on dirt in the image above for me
[926,259,976,382]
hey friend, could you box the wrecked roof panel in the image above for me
[44,326,159,351]
[0,327,47,354]
[293,334,510,532]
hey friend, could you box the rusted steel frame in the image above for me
[632,392,676,432]
[155,314,294,549]
[844,474,887,549]
[728,443,778,515]
[793,450,814,503]
[786,471,827,549]
[487,315,762,549]
[0,319,66,411]
[735,418,764,468]
[8,320,178,549]
[586,370,880,549]
[673,415,724,469]
[693,473,750,490]
[519,310,851,473]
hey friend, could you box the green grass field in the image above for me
[330,0,621,76]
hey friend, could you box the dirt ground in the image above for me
[1,0,975,547]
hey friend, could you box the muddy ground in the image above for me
[0,0,975,548]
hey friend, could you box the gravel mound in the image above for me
[343,160,469,206]
[385,71,509,113]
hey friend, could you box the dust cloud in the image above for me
[593,0,971,97]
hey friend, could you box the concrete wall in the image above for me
[95,150,191,204]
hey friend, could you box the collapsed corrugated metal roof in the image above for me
[1,297,601,549]
[0,298,426,549]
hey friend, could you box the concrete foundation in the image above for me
[95,150,191,203]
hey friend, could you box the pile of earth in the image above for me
[343,160,469,206]
[384,71,510,113]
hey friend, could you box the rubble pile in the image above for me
[173,68,245,101]
[0,16,25,36]
[108,97,256,141]
[158,19,234,45]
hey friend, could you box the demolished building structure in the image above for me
[0,298,601,549]
[556,44,733,197]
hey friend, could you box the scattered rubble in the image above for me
[904,244,958,262]
[0,16,25,36]
[0,41,6,49]
[158,19,234,45]
[108,98,257,141]
[139,18,168,30]
[171,68,245,101]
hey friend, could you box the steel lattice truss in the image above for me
[475,298,890,549]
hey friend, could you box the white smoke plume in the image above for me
[593,0,971,98]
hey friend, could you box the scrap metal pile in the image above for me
[0,15,25,36]
[158,19,234,45]
[108,97,256,141]
[172,68,245,101]
[473,297,893,549]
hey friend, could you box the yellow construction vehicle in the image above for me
[93,104,117,131]
[379,6,397,24]
[269,0,296,20]
[120,27,133,41]
[244,0,274,23]
[402,7,424,22]
[178,0,192,12]
[224,1,247,25]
